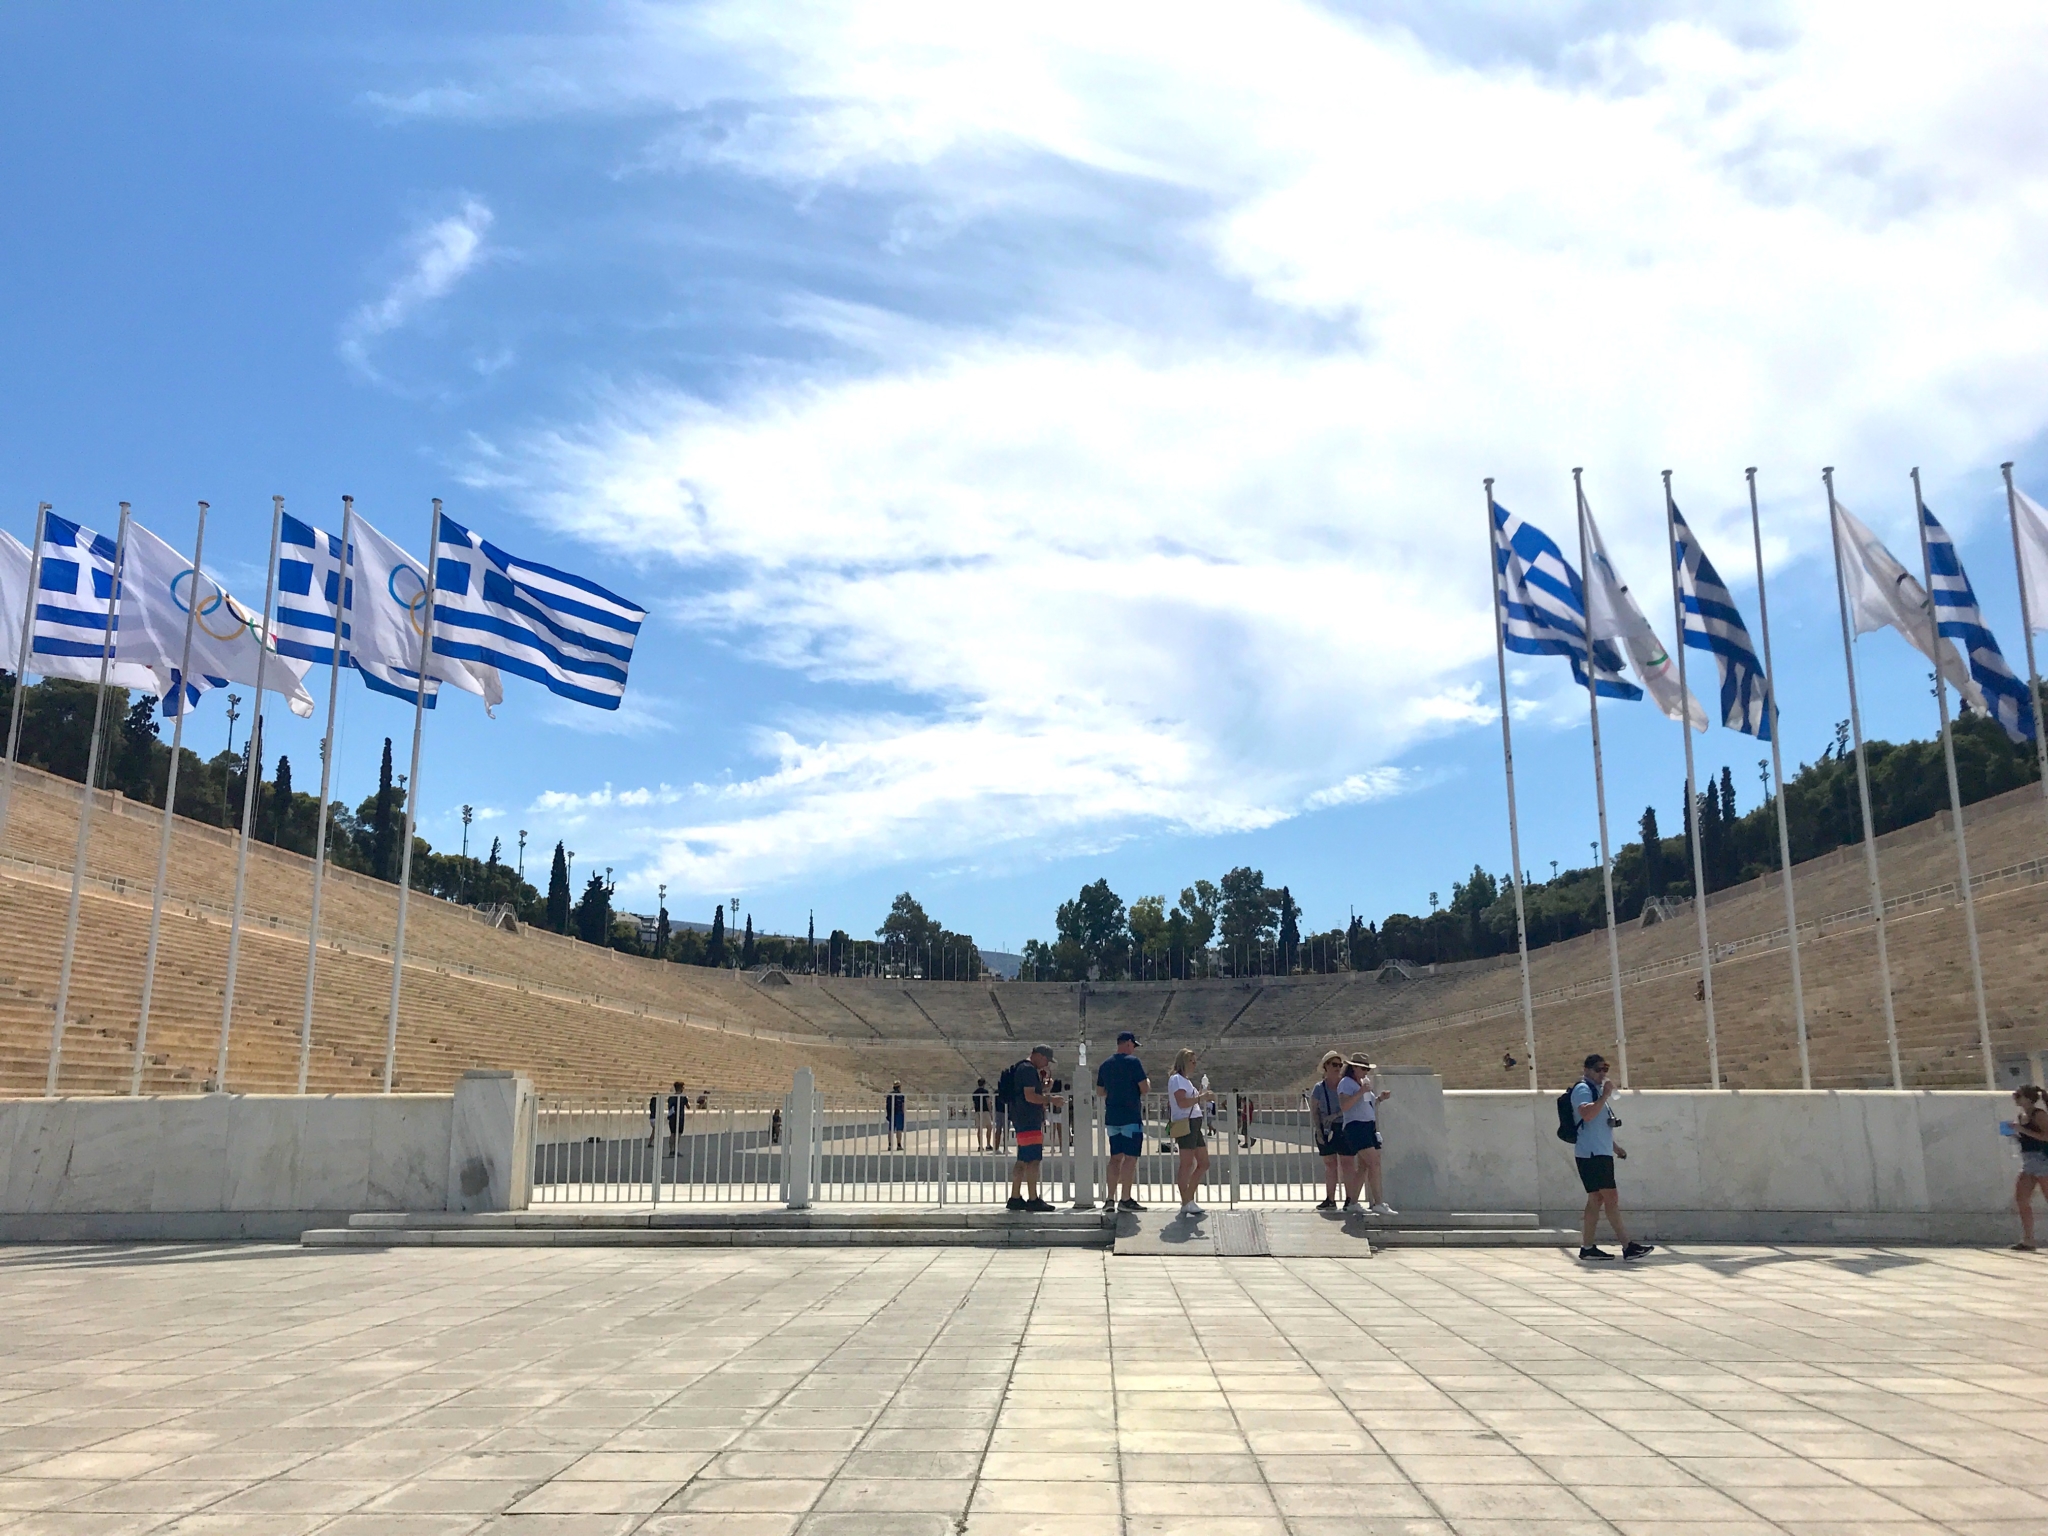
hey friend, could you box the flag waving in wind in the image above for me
[1921,503,2033,743]
[29,514,196,695]
[274,512,502,709]
[1670,505,1772,739]
[1579,500,1707,729]
[1832,500,1986,713]
[430,512,642,710]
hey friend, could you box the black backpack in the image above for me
[996,1062,1028,1117]
[1555,1087,1580,1144]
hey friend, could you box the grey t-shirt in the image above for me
[1571,1079,1615,1158]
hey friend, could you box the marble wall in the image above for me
[1440,1087,2019,1241]
[0,1071,534,1238]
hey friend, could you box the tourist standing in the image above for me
[1005,1045,1060,1212]
[1167,1048,1214,1218]
[2008,1084,2048,1251]
[1343,1058,1395,1216]
[1572,1053,1652,1261]
[885,1081,907,1151]
[972,1077,994,1151]
[1309,1051,1357,1211]
[1096,1032,1150,1212]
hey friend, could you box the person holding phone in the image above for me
[2008,1084,2048,1251]
[1572,1053,1652,1262]
[1167,1048,1214,1218]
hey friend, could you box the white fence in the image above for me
[531,1085,1340,1208]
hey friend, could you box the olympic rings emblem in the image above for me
[389,564,431,637]
[171,569,248,642]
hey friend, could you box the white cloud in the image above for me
[438,3,2048,895]
[340,197,495,383]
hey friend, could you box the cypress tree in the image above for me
[706,907,726,968]
[1639,805,1664,899]
[270,755,292,845]
[1718,765,1739,885]
[741,914,756,969]
[655,901,669,961]
[545,841,570,933]
[372,738,395,880]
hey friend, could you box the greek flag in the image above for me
[1922,503,2033,743]
[1670,505,1772,740]
[1492,498,1639,700]
[30,514,159,691]
[275,514,352,670]
[430,512,643,710]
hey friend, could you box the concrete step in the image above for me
[308,1205,1119,1248]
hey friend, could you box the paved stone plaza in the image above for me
[2,1244,2044,1535]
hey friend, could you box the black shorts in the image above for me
[1576,1154,1617,1193]
[1343,1121,1380,1156]
[1175,1125,1207,1151]
[1316,1135,1346,1159]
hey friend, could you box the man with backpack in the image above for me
[1000,1045,1060,1212]
[1562,1054,1652,1262]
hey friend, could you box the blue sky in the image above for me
[5,3,2048,953]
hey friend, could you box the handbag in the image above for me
[1169,1118,1191,1139]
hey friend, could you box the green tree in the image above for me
[1276,885,1301,972]
[741,914,757,968]
[371,737,395,880]
[1638,806,1664,900]
[269,755,293,845]
[1054,878,1128,979]
[1217,866,1276,970]
[113,695,159,801]
[573,872,612,945]
[545,842,571,933]
[706,906,726,968]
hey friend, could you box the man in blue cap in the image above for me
[1096,1031,1150,1212]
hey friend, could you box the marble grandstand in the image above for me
[2,759,2047,1098]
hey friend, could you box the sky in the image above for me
[5,1,2048,954]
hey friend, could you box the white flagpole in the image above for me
[1662,471,1720,1089]
[1824,468,1903,1089]
[1573,469,1629,1086]
[1483,479,1538,1089]
[2001,462,2048,827]
[1748,469,1809,1088]
[383,497,439,1092]
[298,495,353,1095]
[0,502,51,861]
[216,495,284,1093]
[1911,468,1994,1089]
[49,501,133,1095]
[131,501,209,1095]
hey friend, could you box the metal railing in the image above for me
[530,1084,1337,1208]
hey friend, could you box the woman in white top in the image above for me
[1343,1057,1395,1216]
[1167,1048,1215,1217]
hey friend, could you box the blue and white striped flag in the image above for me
[1670,505,1772,740]
[1922,503,2033,743]
[275,513,352,670]
[30,513,160,692]
[430,512,643,710]
[1492,498,1640,700]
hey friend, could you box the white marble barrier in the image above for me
[1438,1088,2018,1242]
[1373,1068,1447,1210]
[0,1076,533,1240]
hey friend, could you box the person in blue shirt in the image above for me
[885,1082,907,1151]
[1571,1053,1652,1262]
[1096,1032,1151,1213]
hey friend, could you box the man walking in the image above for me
[1572,1054,1652,1262]
[885,1081,907,1151]
[1096,1031,1150,1212]
[1005,1045,1060,1213]
[972,1077,994,1150]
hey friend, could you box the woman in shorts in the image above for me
[1309,1051,1360,1210]
[1342,1057,1395,1216]
[2010,1084,2048,1251]
[1167,1049,1215,1217]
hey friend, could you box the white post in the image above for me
[1072,1037,1095,1210]
[1485,480,1539,1089]
[937,1092,948,1207]
[1227,1091,1240,1208]
[2002,463,2048,840]
[1911,468,1995,1090]
[49,503,132,1095]
[0,503,51,862]
[1663,471,1720,1090]
[216,496,284,1092]
[1747,469,1810,1088]
[299,496,354,1094]
[382,498,439,1092]
[1573,470,1630,1086]
[1825,469,1904,1089]
[133,502,209,1095]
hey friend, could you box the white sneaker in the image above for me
[1373,1202,1398,1216]
[1341,1199,1362,1212]
[1184,1202,1204,1216]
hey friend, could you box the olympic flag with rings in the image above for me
[276,511,502,710]
[25,513,316,717]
